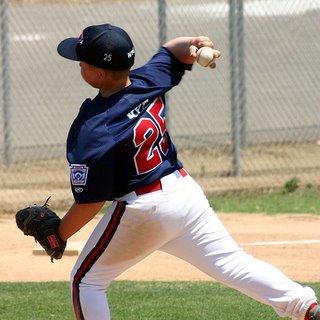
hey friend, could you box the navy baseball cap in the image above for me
[57,24,135,70]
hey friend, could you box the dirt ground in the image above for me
[1,212,320,283]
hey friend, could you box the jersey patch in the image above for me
[70,164,89,185]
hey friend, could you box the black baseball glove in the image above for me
[15,197,66,262]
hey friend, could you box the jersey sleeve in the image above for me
[67,100,117,203]
[69,156,115,203]
[130,47,193,89]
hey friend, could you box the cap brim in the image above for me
[57,38,79,61]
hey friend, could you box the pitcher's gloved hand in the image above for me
[15,197,66,262]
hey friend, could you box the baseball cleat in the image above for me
[308,304,320,320]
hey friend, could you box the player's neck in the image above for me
[99,77,131,98]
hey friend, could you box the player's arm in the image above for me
[58,201,105,241]
[163,36,220,65]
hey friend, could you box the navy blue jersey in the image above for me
[67,47,192,203]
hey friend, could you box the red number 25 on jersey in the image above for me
[133,97,169,174]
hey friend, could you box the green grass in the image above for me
[99,185,320,216]
[1,281,319,319]
[0,282,72,319]
[209,187,320,214]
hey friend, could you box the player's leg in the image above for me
[70,191,179,320]
[70,201,126,320]
[160,175,317,320]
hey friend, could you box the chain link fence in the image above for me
[1,0,319,212]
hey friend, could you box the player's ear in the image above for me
[97,68,104,78]
[92,66,102,76]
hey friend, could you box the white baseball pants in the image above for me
[71,169,317,320]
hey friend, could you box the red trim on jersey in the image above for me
[72,201,126,320]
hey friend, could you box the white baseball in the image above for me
[196,47,215,67]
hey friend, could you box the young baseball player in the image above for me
[56,23,319,320]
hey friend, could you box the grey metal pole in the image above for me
[229,0,241,176]
[158,0,167,46]
[237,0,247,148]
[158,0,170,130]
[1,0,12,165]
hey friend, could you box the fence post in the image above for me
[0,0,11,165]
[237,0,247,148]
[158,0,167,46]
[158,0,170,129]
[229,0,241,176]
